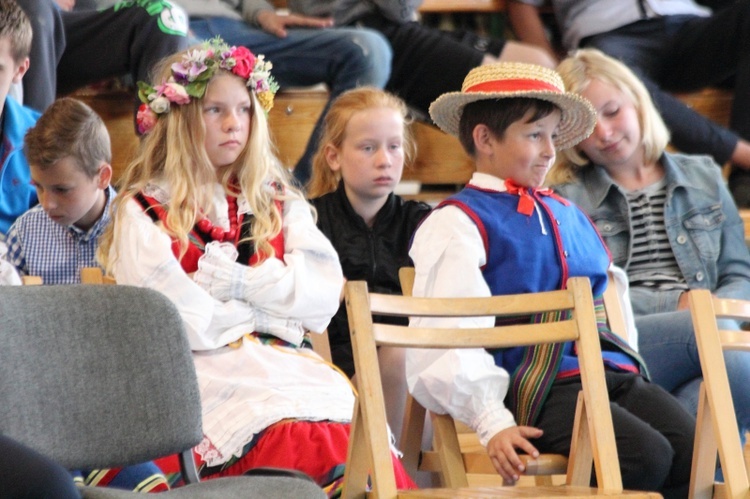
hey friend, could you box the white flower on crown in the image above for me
[149,95,170,114]
[249,56,273,92]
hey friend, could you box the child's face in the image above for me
[325,106,405,206]
[0,36,29,109]
[480,108,561,188]
[202,73,252,170]
[31,157,111,231]
[577,78,643,171]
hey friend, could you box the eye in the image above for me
[204,106,220,114]
[603,107,619,118]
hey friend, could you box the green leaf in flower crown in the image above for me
[137,81,155,104]
[186,81,208,99]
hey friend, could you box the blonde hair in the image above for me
[548,48,670,184]
[0,0,31,63]
[98,48,301,271]
[306,87,415,198]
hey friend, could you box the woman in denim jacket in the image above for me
[549,48,750,441]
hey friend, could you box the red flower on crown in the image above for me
[231,46,256,80]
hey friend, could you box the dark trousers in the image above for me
[583,2,750,168]
[533,372,695,499]
[0,434,80,498]
[18,0,188,112]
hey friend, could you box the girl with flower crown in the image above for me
[98,39,415,494]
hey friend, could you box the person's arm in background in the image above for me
[507,0,559,61]
[241,0,333,37]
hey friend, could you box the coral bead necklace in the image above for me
[196,195,240,243]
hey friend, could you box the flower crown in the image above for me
[136,38,279,134]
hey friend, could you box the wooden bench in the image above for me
[71,71,734,204]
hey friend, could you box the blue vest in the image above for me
[441,186,642,424]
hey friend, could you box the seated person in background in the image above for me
[0,0,39,238]
[308,87,431,439]
[17,0,188,113]
[3,97,170,491]
[97,39,416,493]
[5,98,113,284]
[179,0,393,186]
[549,48,750,446]
[507,0,750,206]
[0,434,81,499]
[286,0,555,123]
[408,62,695,497]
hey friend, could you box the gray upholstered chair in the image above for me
[0,285,325,498]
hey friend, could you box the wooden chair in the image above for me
[687,290,750,499]
[397,267,633,488]
[342,277,661,498]
[21,267,114,286]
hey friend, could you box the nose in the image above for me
[593,120,610,141]
[224,111,241,132]
[542,135,555,158]
[374,147,391,168]
[40,192,56,212]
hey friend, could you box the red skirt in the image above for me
[157,420,417,497]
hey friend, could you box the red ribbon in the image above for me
[465,78,562,95]
[504,179,569,216]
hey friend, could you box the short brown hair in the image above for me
[457,97,559,156]
[25,97,111,177]
[0,0,32,63]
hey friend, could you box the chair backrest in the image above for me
[343,277,624,497]
[687,290,750,499]
[0,285,203,471]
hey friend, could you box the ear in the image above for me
[97,163,113,189]
[472,124,496,156]
[12,57,30,84]
[324,143,342,172]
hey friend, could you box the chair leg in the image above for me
[566,391,593,487]
[342,399,370,499]
[432,412,469,488]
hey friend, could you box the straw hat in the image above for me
[429,62,596,150]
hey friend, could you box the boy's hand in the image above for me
[256,10,334,38]
[486,426,543,483]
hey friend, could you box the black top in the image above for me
[311,182,431,376]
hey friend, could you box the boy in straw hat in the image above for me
[406,62,694,497]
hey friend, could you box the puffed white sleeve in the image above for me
[111,200,275,350]
[406,206,517,446]
[0,241,21,286]
[607,263,639,351]
[217,197,345,333]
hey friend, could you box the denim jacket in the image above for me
[553,152,750,316]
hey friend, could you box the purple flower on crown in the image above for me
[171,48,211,83]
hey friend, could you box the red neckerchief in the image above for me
[504,179,569,216]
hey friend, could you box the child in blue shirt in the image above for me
[0,0,39,238]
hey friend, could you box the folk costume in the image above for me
[112,181,415,494]
[407,63,695,496]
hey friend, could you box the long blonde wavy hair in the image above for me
[547,48,670,185]
[306,87,416,198]
[98,49,301,271]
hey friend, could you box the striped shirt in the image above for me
[4,186,114,284]
[624,179,688,292]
